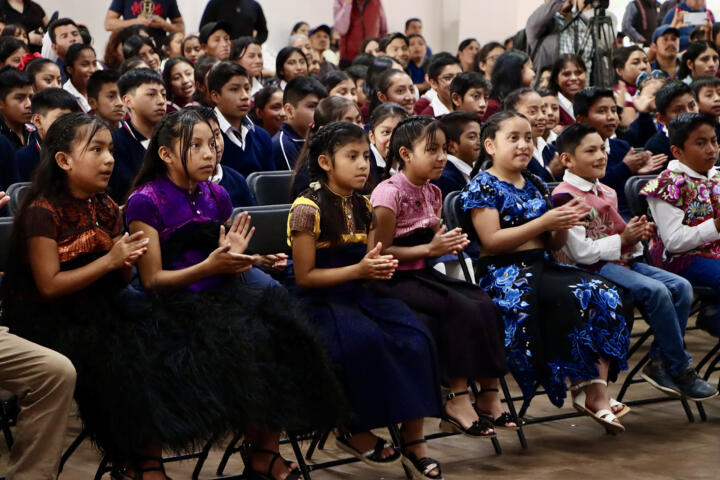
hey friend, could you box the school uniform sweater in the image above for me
[431,155,472,199]
[600,137,633,218]
[271,123,305,170]
[14,131,40,182]
[644,129,672,159]
[110,120,148,203]
[621,112,658,148]
[217,112,274,177]
[0,133,18,190]
[214,165,255,208]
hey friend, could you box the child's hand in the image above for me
[358,242,398,280]
[254,253,289,272]
[428,225,470,257]
[621,216,647,247]
[622,149,651,173]
[634,87,656,114]
[642,219,655,241]
[636,153,668,174]
[0,191,9,210]
[614,80,628,107]
[220,211,255,254]
[541,198,589,231]
[107,231,149,269]
[206,245,255,275]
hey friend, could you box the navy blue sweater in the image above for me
[218,165,255,207]
[601,138,633,217]
[0,133,18,190]
[220,121,274,177]
[644,130,672,159]
[621,112,658,148]
[271,123,305,170]
[14,132,40,182]
[432,160,469,199]
[110,120,147,203]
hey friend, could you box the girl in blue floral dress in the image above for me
[461,111,631,433]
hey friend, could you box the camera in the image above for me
[590,0,610,9]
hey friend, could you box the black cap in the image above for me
[199,21,232,44]
[309,24,331,37]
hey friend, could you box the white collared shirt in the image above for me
[561,170,643,265]
[214,107,250,150]
[558,92,574,120]
[446,154,473,183]
[647,160,720,254]
[546,130,559,145]
[371,143,397,175]
[63,80,91,113]
[210,164,223,184]
[428,89,450,117]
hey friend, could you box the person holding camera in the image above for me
[661,0,715,50]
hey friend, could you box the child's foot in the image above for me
[474,389,518,429]
[584,382,624,431]
[444,391,494,435]
[251,450,300,480]
[402,438,441,479]
[343,431,397,460]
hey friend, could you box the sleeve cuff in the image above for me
[596,234,623,261]
[697,218,720,243]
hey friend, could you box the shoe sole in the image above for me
[640,373,720,401]
[401,455,444,480]
[334,439,402,469]
[438,419,496,438]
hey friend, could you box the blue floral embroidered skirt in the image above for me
[478,249,630,410]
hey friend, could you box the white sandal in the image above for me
[570,380,630,418]
[569,379,626,434]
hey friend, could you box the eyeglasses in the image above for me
[635,69,666,88]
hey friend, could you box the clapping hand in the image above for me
[219,211,255,255]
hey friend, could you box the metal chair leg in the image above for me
[288,433,313,480]
[387,424,413,480]
[93,457,110,480]
[191,438,215,480]
[216,432,243,476]
[58,429,88,474]
[617,352,651,402]
[304,430,323,460]
[499,376,527,449]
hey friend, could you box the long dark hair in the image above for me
[548,54,586,96]
[489,49,530,101]
[131,110,212,193]
[304,121,372,246]
[679,41,719,79]
[386,116,446,178]
[162,56,195,102]
[276,46,307,81]
[369,68,407,116]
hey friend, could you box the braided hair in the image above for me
[385,115,446,178]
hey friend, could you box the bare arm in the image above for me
[104,10,150,31]
[28,232,148,299]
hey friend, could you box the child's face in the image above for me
[33,108,72,140]
[521,60,536,88]
[355,78,368,107]
[239,43,263,78]
[90,82,125,125]
[658,92,698,126]
[451,121,482,165]
[183,38,202,63]
[386,38,410,68]
[212,75,252,121]
[369,115,403,159]
[329,78,358,105]
[479,46,504,78]
[379,73,415,114]
[538,69,552,89]
[689,47,720,79]
[409,37,426,61]
[697,85,720,118]
[68,49,98,89]
[60,126,114,195]
[0,85,32,125]
[207,118,224,163]
[258,90,286,133]
[52,24,81,59]
[124,82,167,125]
[580,96,618,139]
[205,29,231,61]
[283,51,308,82]
[139,44,160,72]
[363,40,379,56]
[286,93,320,137]
[459,41,480,68]
[561,132,608,182]
[514,92,547,140]
[177,122,217,184]
[673,123,719,173]
[319,139,370,192]
[557,61,586,99]
[484,117,533,172]
[617,50,649,85]
[452,87,487,117]
[339,105,363,127]
[170,61,196,101]
[3,46,26,69]
[168,32,184,57]
[541,95,560,131]
[402,128,448,181]
[33,63,62,92]
[308,51,321,76]
[430,64,462,104]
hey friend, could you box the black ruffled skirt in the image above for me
[3,259,345,462]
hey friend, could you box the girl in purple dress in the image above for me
[125,110,344,480]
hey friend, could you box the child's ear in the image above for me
[447,140,459,155]
[377,91,388,104]
[558,152,573,168]
[88,97,98,110]
[576,114,587,124]
[209,90,220,105]
[451,92,461,109]
[158,145,174,166]
[31,113,41,129]
[284,103,295,119]
[670,144,683,161]
[317,153,332,172]
[368,129,376,144]
[55,151,72,171]
[398,145,412,163]
[428,77,439,92]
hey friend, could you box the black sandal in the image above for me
[111,456,173,480]
[400,438,443,480]
[335,432,401,467]
[240,443,301,480]
[440,390,496,438]
[473,387,523,430]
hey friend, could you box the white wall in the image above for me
[34,0,720,63]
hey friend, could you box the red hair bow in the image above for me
[18,52,42,71]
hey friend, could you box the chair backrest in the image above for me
[246,171,294,206]
[6,182,30,216]
[232,204,292,255]
[623,175,656,218]
[0,216,14,271]
[441,191,462,229]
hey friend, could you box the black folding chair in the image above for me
[232,204,292,256]
[246,171,294,206]
[6,182,30,217]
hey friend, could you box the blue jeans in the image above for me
[599,262,693,375]
[677,256,720,334]
[242,266,281,288]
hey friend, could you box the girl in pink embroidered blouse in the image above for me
[369,116,517,436]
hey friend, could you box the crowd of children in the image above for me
[0,8,720,480]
